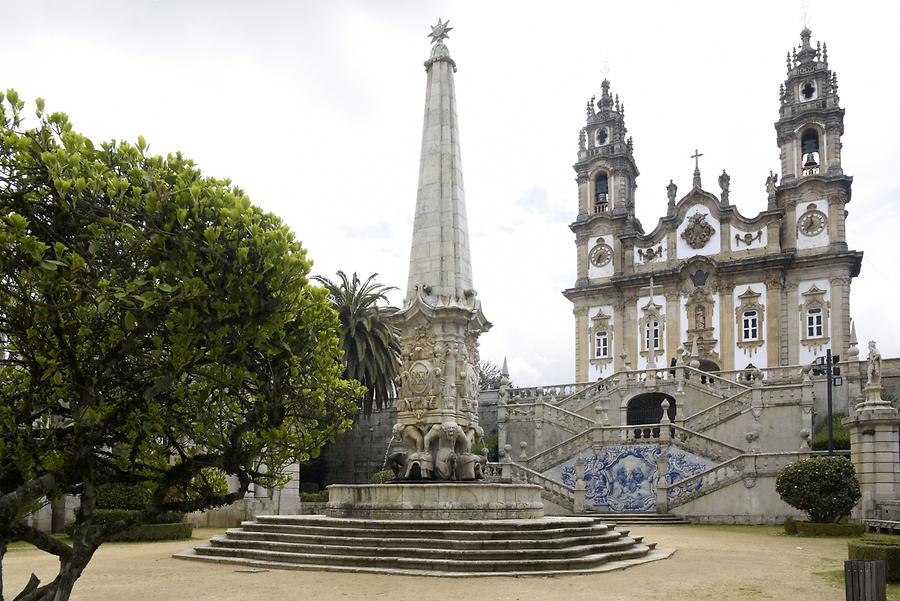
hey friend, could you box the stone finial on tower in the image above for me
[848,319,859,358]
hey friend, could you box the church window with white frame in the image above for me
[742,310,759,341]
[594,330,609,358]
[806,308,823,338]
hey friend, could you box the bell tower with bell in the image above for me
[773,27,852,251]
[574,77,639,219]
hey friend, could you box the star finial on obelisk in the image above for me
[428,18,453,44]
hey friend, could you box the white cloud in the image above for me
[2,0,897,385]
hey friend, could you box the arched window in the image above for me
[801,129,820,153]
[806,307,823,338]
[594,173,609,213]
[801,128,820,174]
[594,330,609,358]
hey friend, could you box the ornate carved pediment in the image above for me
[681,213,716,249]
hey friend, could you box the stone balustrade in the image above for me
[683,390,752,432]
[666,450,850,508]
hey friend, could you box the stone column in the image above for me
[574,457,586,513]
[665,291,681,370]
[623,295,638,372]
[576,173,590,218]
[844,343,899,519]
[50,497,67,534]
[656,404,671,514]
[613,300,626,372]
[830,276,850,359]
[785,282,800,365]
[719,283,735,371]
[574,305,588,382]
[765,278,783,368]
[845,406,900,519]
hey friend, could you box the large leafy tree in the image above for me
[314,271,400,418]
[0,91,361,601]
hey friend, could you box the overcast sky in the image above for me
[3,0,898,386]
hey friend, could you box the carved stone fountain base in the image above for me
[325,482,544,520]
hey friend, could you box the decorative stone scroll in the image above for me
[638,245,664,263]
[681,213,716,249]
[734,230,763,247]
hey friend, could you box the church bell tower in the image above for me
[774,27,852,251]
[575,79,639,219]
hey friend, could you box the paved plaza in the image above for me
[4,526,873,601]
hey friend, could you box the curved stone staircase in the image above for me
[175,515,673,576]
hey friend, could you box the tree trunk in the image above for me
[1,539,6,601]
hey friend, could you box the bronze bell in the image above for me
[803,152,819,167]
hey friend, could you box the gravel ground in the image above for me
[4,525,854,601]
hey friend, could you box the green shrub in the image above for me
[811,414,851,451]
[300,491,328,503]
[96,483,151,510]
[795,522,865,537]
[105,522,192,542]
[476,435,499,462]
[370,469,395,484]
[66,510,188,541]
[784,518,798,535]
[776,456,861,523]
[849,538,900,582]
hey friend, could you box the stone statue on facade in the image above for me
[718,169,730,204]
[766,171,778,196]
[666,179,677,207]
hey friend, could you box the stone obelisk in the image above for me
[392,19,491,481]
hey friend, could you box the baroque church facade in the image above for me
[565,27,859,382]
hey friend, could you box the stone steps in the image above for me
[223,527,622,549]
[175,515,673,576]
[588,512,691,525]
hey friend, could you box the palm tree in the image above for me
[313,271,401,418]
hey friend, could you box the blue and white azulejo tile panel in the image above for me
[544,445,713,512]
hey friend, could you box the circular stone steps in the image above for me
[587,512,692,526]
[174,515,674,577]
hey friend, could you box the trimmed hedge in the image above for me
[783,519,865,536]
[66,509,189,542]
[300,491,328,503]
[105,522,192,542]
[849,537,900,582]
[811,414,851,451]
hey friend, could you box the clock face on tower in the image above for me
[589,241,613,267]
[798,210,827,237]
